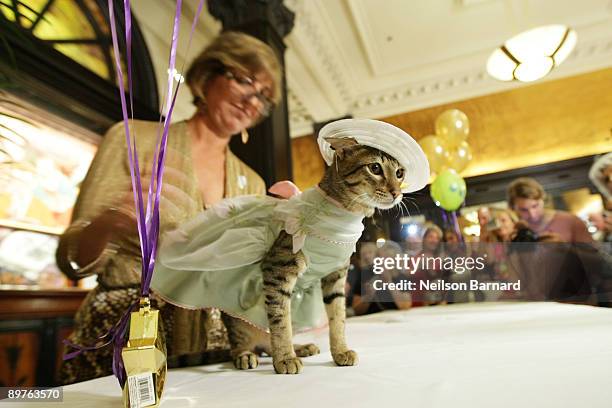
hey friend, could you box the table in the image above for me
[10,302,612,407]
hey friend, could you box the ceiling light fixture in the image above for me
[486,25,577,82]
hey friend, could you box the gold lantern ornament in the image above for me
[121,297,167,408]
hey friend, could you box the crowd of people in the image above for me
[346,175,612,316]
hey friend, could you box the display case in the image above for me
[0,96,97,386]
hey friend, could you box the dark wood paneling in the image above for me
[0,289,88,320]
[0,289,87,386]
[0,331,39,387]
[464,155,596,207]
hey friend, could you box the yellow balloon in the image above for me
[445,141,473,173]
[435,109,470,148]
[418,135,449,174]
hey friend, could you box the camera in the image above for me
[512,226,539,243]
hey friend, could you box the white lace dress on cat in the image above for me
[151,187,365,331]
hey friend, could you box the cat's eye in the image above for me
[369,163,383,175]
[396,168,405,179]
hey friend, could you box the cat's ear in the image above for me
[326,137,359,160]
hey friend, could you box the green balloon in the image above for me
[430,169,466,211]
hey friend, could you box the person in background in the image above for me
[346,242,377,316]
[359,242,378,271]
[587,153,612,304]
[345,252,360,316]
[352,241,412,315]
[508,178,612,304]
[443,228,458,244]
[477,207,491,241]
[589,152,612,205]
[347,242,376,295]
[403,227,423,257]
[473,206,497,282]
[443,228,470,303]
[507,177,592,243]
[589,153,612,243]
[421,224,444,258]
[443,228,465,257]
[480,209,517,244]
[493,209,518,242]
[482,209,521,284]
[589,212,611,243]
[56,31,283,383]
[410,224,447,306]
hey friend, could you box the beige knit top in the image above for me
[57,119,266,288]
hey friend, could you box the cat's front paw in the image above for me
[273,356,303,374]
[294,343,320,357]
[332,350,358,366]
[233,351,259,370]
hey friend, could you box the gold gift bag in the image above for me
[121,297,167,408]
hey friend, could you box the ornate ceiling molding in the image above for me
[285,0,353,109]
[287,31,612,137]
[287,88,314,137]
[347,35,612,120]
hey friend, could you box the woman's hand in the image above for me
[75,206,138,267]
[74,183,149,268]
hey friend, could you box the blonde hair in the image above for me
[422,224,443,241]
[186,31,282,109]
[494,208,518,224]
[422,224,443,256]
[507,177,546,208]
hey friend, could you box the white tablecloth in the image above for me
[16,302,612,407]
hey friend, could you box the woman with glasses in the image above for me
[56,31,282,384]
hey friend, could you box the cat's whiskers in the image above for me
[393,202,402,218]
[404,196,420,214]
[400,200,410,217]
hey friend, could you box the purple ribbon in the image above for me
[441,209,449,228]
[63,0,205,387]
[450,211,464,244]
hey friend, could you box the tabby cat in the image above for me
[221,137,406,374]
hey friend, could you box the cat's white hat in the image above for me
[318,118,430,193]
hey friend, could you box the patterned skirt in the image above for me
[59,285,230,385]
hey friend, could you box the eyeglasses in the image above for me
[224,70,274,117]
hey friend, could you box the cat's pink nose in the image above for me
[391,190,401,199]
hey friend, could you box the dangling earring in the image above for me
[241,129,249,144]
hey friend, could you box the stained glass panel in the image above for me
[32,0,95,40]
[0,3,17,22]
[0,108,97,234]
[16,1,41,28]
[54,42,109,79]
